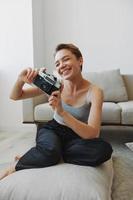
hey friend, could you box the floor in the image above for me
[101,127,133,200]
[0,130,36,169]
[0,127,133,200]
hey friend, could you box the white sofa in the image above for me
[23,69,133,127]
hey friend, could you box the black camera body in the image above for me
[33,71,61,95]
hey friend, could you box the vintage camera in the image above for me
[33,71,61,95]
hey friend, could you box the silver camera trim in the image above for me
[38,71,61,89]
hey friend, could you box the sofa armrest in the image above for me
[22,98,34,123]
[22,94,48,123]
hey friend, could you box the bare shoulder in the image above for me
[92,84,103,97]
[87,84,104,103]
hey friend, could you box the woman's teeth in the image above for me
[62,68,71,74]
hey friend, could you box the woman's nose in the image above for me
[59,62,66,69]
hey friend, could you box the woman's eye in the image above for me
[56,63,59,67]
[64,57,70,61]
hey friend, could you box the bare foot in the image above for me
[0,169,9,180]
[0,164,16,180]
[0,155,22,180]
[14,155,21,161]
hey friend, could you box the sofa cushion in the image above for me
[118,101,133,125]
[83,69,128,102]
[0,160,113,200]
[34,102,122,124]
[34,102,54,122]
[102,102,121,124]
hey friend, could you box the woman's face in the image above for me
[54,49,83,80]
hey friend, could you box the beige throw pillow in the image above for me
[83,69,128,102]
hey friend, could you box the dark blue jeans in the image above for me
[15,119,113,171]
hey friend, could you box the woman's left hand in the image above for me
[48,90,64,115]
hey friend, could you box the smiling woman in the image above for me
[54,43,83,71]
[0,43,112,180]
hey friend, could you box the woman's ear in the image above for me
[80,57,83,65]
[79,57,83,65]
[79,57,83,71]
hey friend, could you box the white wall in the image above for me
[0,0,35,131]
[32,0,46,68]
[32,0,133,73]
[0,0,133,131]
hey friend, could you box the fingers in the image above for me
[27,67,46,80]
[48,91,61,107]
[25,67,46,83]
[51,90,61,98]
[26,68,38,83]
[48,91,59,104]
[19,67,47,84]
[39,67,46,73]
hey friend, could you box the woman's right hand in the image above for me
[18,68,39,84]
[10,67,46,100]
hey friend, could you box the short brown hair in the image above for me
[54,43,83,70]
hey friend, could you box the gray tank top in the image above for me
[54,100,91,125]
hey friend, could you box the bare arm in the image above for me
[49,86,103,139]
[10,68,44,100]
[62,87,103,139]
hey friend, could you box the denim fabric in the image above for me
[15,119,113,171]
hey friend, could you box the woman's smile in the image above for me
[61,67,72,76]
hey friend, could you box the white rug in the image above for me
[111,144,133,200]
[0,131,36,168]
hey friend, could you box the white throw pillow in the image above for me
[83,69,128,102]
[0,159,113,200]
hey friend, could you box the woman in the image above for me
[0,43,113,180]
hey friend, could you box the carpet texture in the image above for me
[101,127,133,200]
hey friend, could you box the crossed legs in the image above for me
[0,123,113,180]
